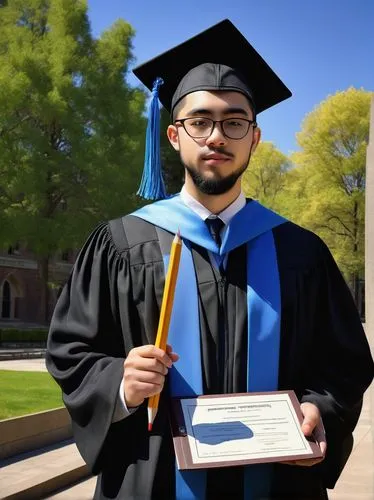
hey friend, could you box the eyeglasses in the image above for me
[175,117,257,140]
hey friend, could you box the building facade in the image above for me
[0,245,73,325]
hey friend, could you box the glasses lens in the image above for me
[222,119,249,139]
[184,118,213,138]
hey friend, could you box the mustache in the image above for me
[200,147,234,158]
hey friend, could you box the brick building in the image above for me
[0,245,73,325]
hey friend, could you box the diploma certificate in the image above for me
[170,391,322,470]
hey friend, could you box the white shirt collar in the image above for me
[180,185,246,226]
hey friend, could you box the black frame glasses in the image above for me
[175,117,257,140]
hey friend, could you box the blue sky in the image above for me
[87,0,374,155]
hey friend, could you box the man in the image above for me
[46,20,373,499]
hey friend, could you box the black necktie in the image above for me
[206,216,225,247]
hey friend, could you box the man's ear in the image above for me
[250,126,261,154]
[167,125,180,152]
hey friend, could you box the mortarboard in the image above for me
[133,19,292,200]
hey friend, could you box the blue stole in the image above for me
[133,194,287,499]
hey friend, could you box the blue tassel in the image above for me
[137,77,167,200]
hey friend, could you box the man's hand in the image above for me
[123,344,179,408]
[282,402,327,466]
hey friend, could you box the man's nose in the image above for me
[205,122,227,147]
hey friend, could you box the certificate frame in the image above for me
[170,390,323,470]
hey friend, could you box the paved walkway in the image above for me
[0,357,47,372]
[328,390,373,499]
[47,476,96,499]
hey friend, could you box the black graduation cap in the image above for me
[133,19,291,200]
[133,19,292,115]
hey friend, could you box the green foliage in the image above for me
[0,1,146,319]
[0,328,48,343]
[0,0,146,254]
[0,370,62,419]
[289,88,371,290]
[242,88,371,304]
[242,141,291,212]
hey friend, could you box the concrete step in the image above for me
[0,407,72,461]
[0,440,90,500]
[44,476,96,499]
[0,349,46,361]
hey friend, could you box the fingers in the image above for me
[123,344,179,408]
[126,354,168,375]
[123,370,165,396]
[281,403,327,467]
[282,457,324,467]
[166,344,180,362]
[124,356,168,380]
[300,402,327,455]
[134,345,174,367]
[313,419,327,456]
[300,402,320,436]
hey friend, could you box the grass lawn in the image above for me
[0,370,63,420]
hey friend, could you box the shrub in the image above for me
[0,329,48,343]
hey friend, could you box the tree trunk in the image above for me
[38,256,50,324]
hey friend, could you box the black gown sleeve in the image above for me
[300,237,374,487]
[46,223,134,472]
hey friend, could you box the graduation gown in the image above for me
[46,212,374,500]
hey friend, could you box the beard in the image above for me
[181,150,253,195]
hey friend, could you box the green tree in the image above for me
[291,88,371,303]
[242,141,291,211]
[0,0,146,322]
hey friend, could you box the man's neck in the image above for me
[183,179,242,215]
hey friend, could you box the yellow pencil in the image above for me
[148,231,182,431]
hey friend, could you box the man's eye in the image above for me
[226,120,244,127]
[191,120,209,127]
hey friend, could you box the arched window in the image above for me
[2,280,11,318]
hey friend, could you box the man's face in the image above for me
[167,90,261,195]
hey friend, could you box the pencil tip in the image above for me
[148,423,153,432]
